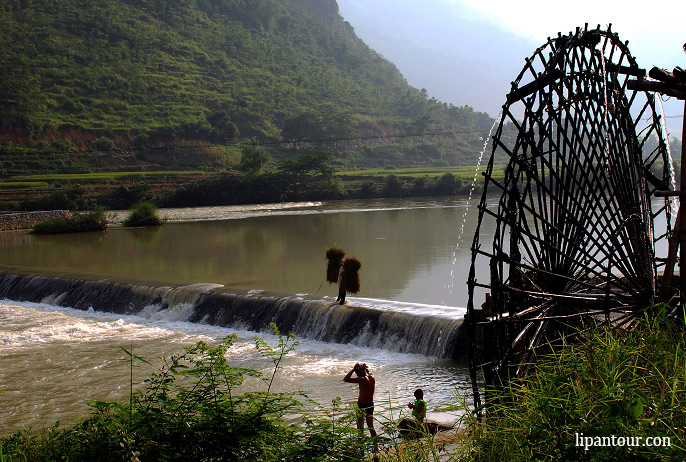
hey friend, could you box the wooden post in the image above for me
[681,100,686,299]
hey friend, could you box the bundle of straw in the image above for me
[340,257,361,294]
[326,247,345,283]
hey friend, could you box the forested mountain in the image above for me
[0,0,494,171]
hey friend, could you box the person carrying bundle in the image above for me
[326,247,346,303]
[325,248,361,305]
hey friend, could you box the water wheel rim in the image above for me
[466,26,673,410]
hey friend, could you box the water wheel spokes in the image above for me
[466,25,674,411]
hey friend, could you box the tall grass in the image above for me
[0,324,374,461]
[3,307,684,461]
[122,202,164,227]
[462,303,686,461]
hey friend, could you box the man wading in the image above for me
[344,363,378,440]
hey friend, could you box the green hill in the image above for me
[0,0,495,172]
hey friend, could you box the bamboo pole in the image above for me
[680,100,686,300]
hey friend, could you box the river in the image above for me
[0,196,482,436]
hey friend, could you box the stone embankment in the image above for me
[0,210,70,231]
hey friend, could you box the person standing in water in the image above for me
[325,247,347,304]
[336,262,346,304]
[343,363,377,438]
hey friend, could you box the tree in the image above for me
[207,110,239,142]
[278,150,334,178]
[281,112,320,142]
[238,144,270,175]
[91,136,115,152]
[278,150,336,196]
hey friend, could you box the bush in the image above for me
[99,183,151,210]
[384,174,406,197]
[20,185,97,211]
[238,144,270,175]
[358,180,378,198]
[463,304,686,461]
[30,209,108,234]
[90,136,115,152]
[122,201,164,227]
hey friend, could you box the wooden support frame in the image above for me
[466,26,675,413]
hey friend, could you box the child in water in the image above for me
[408,388,427,422]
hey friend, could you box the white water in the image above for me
[445,111,502,305]
[656,95,678,217]
[0,299,469,436]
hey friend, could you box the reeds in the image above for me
[463,304,686,461]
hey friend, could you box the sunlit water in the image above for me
[0,194,673,436]
[0,197,479,436]
[0,300,469,436]
[0,197,487,306]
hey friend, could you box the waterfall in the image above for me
[0,272,466,359]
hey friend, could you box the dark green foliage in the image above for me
[357,180,378,198]
[161,150,345,206]
[159,172,289,207]
[122,201,164,227]
[238,143,270,175]
[90,136,115,152]
[281,109,356,142]
[207,110,239,142]
[30,208,108,234]
[98,182,152,210]
[278,150,341,197]
[464,305,686,461]
[384,173,407,197]
[19,184,98,211]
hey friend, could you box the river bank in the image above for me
[0,210,70,231]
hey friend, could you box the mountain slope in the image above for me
[0,0,493,169]
[338,0,540,117]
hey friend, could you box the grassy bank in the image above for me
[462,304,686,461]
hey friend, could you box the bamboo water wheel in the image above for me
[466,25,675,410]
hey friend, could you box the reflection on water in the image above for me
[0,197,488,307]
[0,197,479,435]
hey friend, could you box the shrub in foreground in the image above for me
[30,209,108,234]
[464,304,686,461]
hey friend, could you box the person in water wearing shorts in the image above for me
[343,362,377,438]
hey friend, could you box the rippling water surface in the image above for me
[0,301,469,435]
[0,197,478,436]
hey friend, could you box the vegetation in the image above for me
[2,307,685,460]
[462,304,686,461]
[3,161,493,212]
[0,0,494,175]
[29,208,108,234]
[122,201,164,227]
[0,324,442,461]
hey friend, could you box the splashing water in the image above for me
[656,95,678,217]
[444,112,503,305]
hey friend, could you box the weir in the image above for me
[0,272,467,359]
